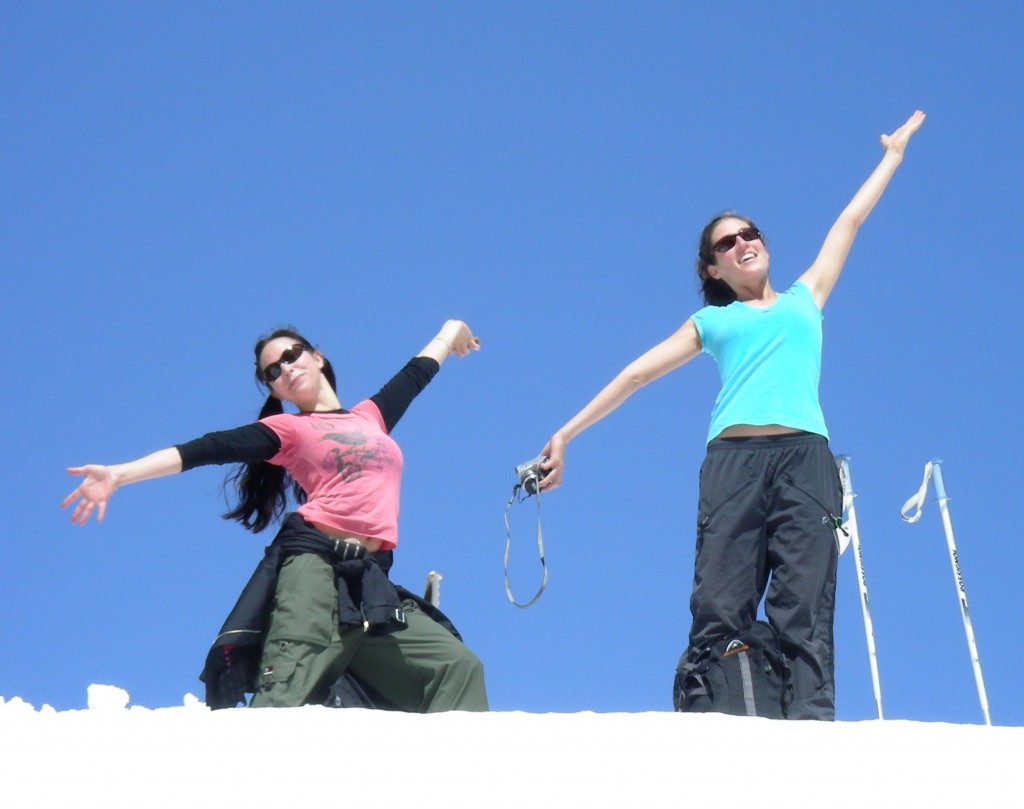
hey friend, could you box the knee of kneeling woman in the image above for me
[430,648,489,712]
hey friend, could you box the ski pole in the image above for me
[901,460,992,725]
[836,455,883,720]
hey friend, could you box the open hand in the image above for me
[62,465,118,525]
[881,110,925,157]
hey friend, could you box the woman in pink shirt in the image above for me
[63,320,488,712]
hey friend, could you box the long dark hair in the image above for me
[695,211,762,306]
[222,327,338,533]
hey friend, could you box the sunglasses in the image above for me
[712,226,763,254]
[261,343,311,383]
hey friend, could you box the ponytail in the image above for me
[222,394,306,533]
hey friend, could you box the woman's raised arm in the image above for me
[800,110,926,309]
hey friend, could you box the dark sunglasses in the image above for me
[712,226,763,254]
[261,343,311,383]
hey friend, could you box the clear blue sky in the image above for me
[3,1,1022,724]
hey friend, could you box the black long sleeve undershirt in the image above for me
[176,356,440,471]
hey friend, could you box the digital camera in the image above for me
[515,454,548,496]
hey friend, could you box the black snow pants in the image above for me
[686,432,841,720]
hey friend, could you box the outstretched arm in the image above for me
[418,319,481,364]
[539,319,701,491]
[63,447,183,525]
[800,110,926,309]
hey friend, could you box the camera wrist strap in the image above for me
[502,484,548,608]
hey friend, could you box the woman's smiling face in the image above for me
[706,216,770,288]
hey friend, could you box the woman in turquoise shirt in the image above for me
[539,111,925,719]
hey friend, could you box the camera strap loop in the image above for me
[502,483,548,608]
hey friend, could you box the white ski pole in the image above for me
[836,455,883,720]
[901,460,992,725]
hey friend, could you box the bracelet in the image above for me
[431,336,452,352]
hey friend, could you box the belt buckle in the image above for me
[332,537,362,560]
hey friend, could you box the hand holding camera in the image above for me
[514,454,549,496]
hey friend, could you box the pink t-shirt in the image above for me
[260,401,403,549]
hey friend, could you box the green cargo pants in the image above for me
[250,552,488,711]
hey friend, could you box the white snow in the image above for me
[1,686,1020,808]
[86,683,130,711]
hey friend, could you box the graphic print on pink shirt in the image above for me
[317,428,396,483]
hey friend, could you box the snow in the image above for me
[1,687,1020,808]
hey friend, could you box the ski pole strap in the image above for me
[833,456,853,556]
[901,461,935,523]
[502,483,548,608]
[836,455,853,511]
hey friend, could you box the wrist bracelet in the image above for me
[432,336,452,352]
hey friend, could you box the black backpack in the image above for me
[673,620,792,719]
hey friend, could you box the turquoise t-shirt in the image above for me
[690,280,828,443]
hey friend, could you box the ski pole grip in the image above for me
[900,461,934,523]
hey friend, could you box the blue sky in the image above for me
[3,1,1022,724]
